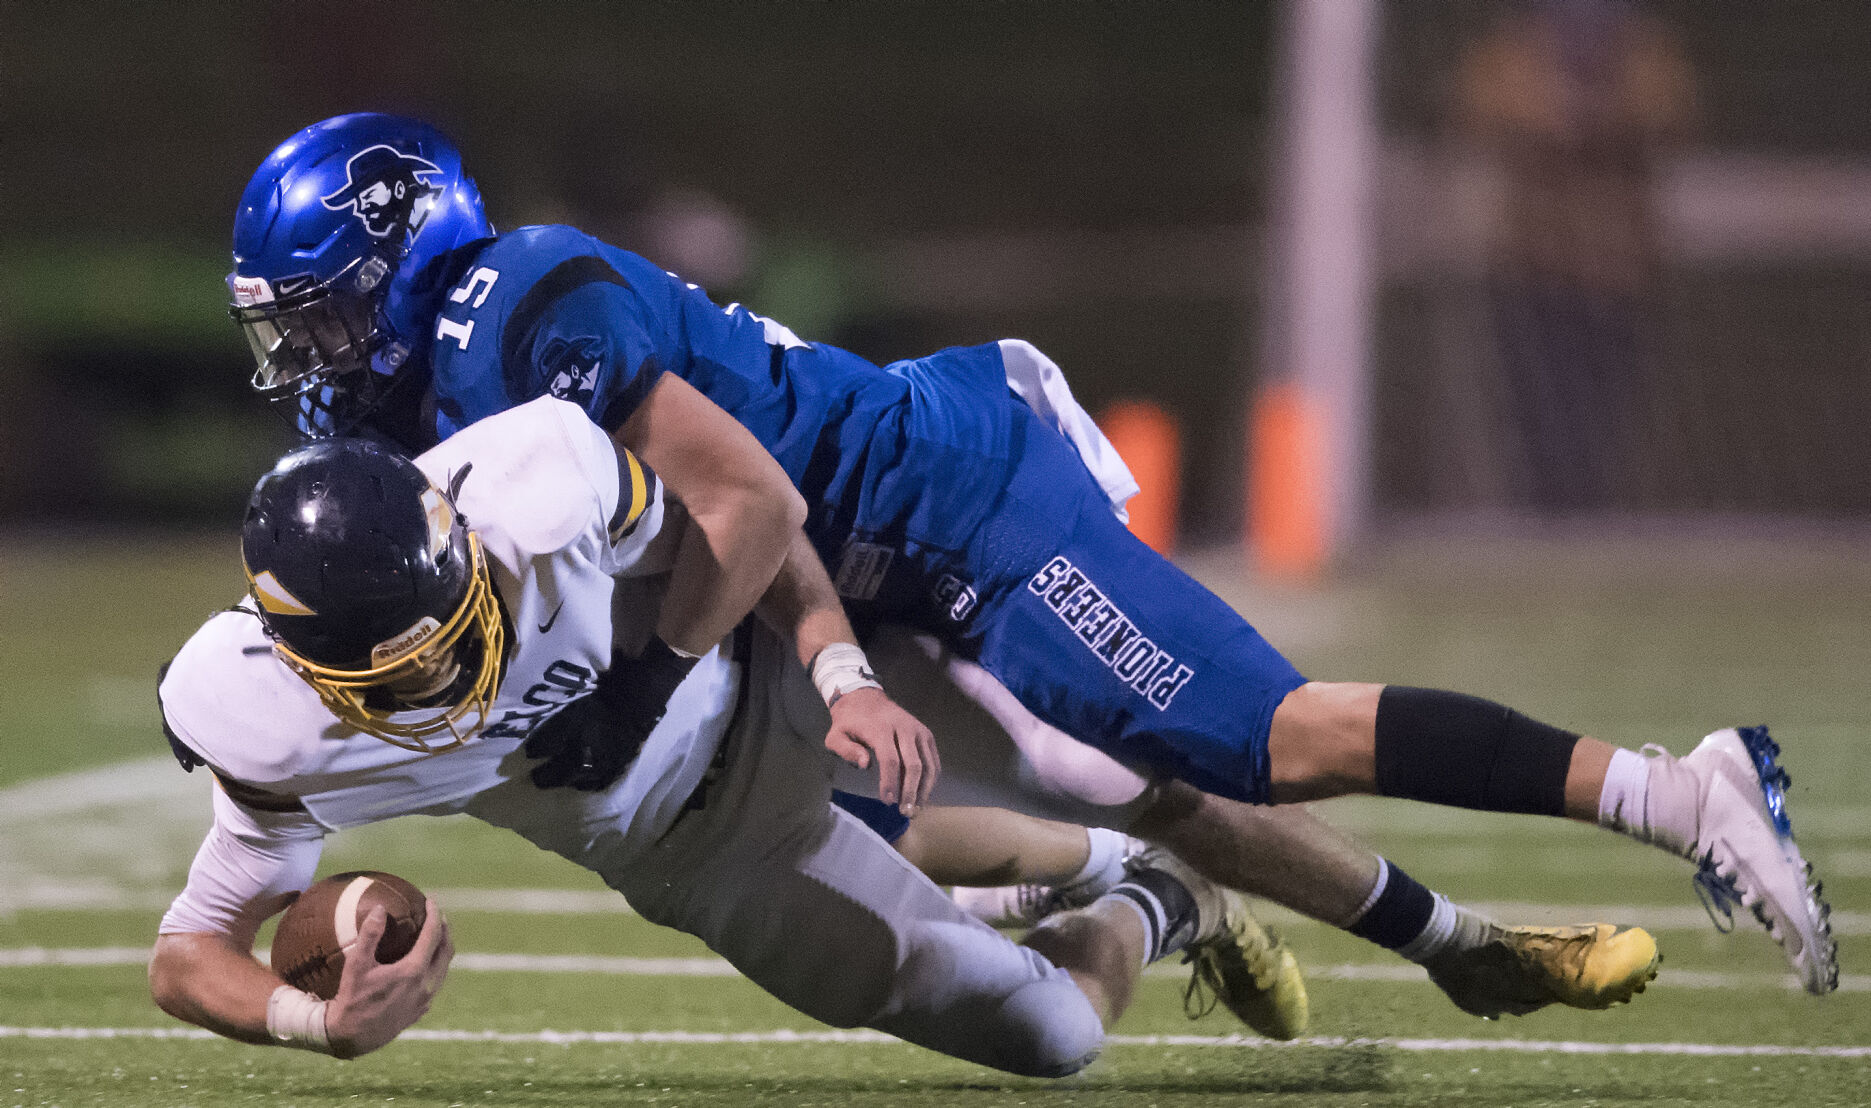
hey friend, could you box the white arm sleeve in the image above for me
[158,782,326,939]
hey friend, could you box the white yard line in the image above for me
[11,867,1871,936]
[10,759,1871,839]
[1,1024,1866,1057]
[0,758,199,826]
[7,879,1871,936]
[5,760,1867,945]
[5,946,1866,994]
[1370,901,1871,935]
[0,884,642,915]
[1306,797,1871,841]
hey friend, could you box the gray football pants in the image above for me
[590,629,1105,1077]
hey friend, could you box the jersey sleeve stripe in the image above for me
[609,450,657,543]
[595,351,664,433]
[212,771,308,814]
[498,254,632,393]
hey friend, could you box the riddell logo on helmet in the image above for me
[321,144,442,240]
[230,276,273,307]
[372,617,443,665]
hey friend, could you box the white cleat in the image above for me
[1663,726,1837,994]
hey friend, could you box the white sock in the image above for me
[1395,893,1459,962]
[1106,867,1199,966]
[1059,828,1131,897]
[1596,747,1653,834]
[1395,895,1496,963]
[1340,858,1495,964]
[1599,745,1700,857]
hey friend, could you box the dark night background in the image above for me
[4,1,1868,538]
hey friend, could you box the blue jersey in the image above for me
[424,225,1018,554]
[403,225,1305,804]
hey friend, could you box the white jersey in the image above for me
[159,396,739,936]
[151,395,1110,1075]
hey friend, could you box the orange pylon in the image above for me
[1247,379,1325,580]
[1098,400,1181,556]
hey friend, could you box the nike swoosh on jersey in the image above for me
[537,602,565,634]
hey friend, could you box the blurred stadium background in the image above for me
[4,3,1869,1104]
[4,1,1868,541]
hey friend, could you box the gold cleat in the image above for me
[1127,846,1310,1039]
[1424,922,1661,1019]
[1183,890,1310,1040]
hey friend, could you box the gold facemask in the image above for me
[269,533,506,752]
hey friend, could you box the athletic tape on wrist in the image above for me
[266,984,333,1053]
[810,642,882,708]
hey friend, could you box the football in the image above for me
[270,870,428,1000]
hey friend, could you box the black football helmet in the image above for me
[241,438,505,750]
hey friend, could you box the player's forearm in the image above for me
[618,373,808,655]
[759,530,937,815]
[658,488,802,654]
[894,806,1095,887]
[149,931,285,1046]
[756,528,863,669]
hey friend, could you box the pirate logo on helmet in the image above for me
[321,144,443,240]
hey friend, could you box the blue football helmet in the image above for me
[242,438,506,751]
[229,113,492,437]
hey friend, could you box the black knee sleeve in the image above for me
[1373,686,1580,816]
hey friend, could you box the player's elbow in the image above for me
[147,932,235,1028]
[707,478,805,548]
[780,483,807,530]
[147,939,192,1021]
[753,477,807,534]
[720,447,806,533]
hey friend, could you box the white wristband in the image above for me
[267,984,333,1054]
[810,642,882,708]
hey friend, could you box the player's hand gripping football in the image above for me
[824,685,940,817]
[325,899,453,1058]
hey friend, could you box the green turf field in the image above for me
[3,529,1867,1106]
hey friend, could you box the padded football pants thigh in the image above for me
[955,419,1307,804]
[611,632,1105,1077]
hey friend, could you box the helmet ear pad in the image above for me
[242,439,506,750]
